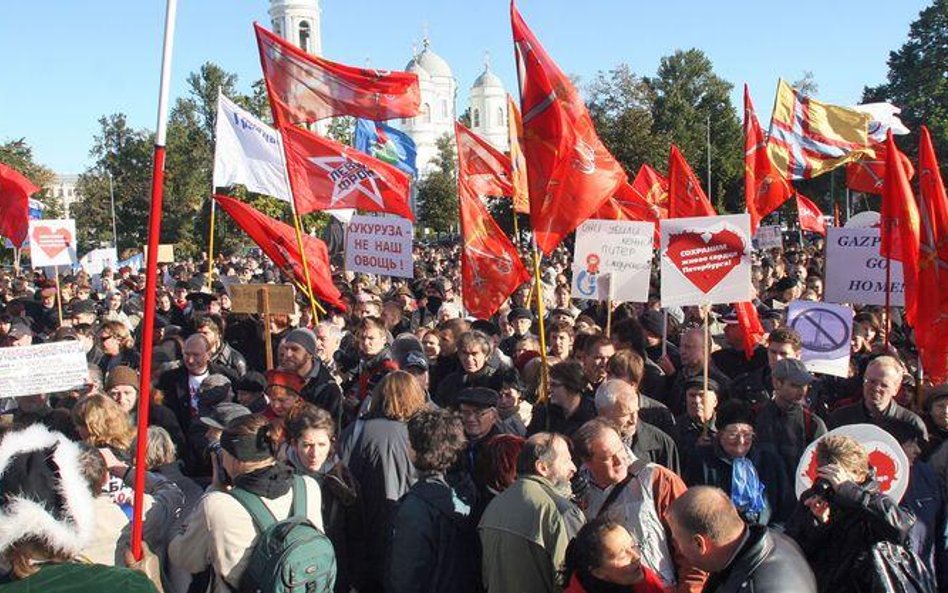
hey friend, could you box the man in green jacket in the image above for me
[479,432,586,593]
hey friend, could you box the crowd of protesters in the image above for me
[0,235,945,593]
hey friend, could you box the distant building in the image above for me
[47,173,79,217]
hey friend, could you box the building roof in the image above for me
[404,38,452,79]
[472,65,503,90]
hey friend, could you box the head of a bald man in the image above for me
[667,486,747,572]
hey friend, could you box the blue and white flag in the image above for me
[353,119,418,178]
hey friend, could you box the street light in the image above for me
[108,171,119,250]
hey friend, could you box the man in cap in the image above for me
[730,327,813,409]
[402,350,430,393]
[105,365,186,455]
[278,327,342,422]
[667,327,731,416]
[674,377,720,470]
[499,307,535,358]
[70,298,98,326]
[457,386,506,469]
[710,309,768,379]
[754,358,828,483]
[233,371,267,413]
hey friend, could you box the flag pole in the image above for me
[512,209,520,248]
[529,236,550,404]
[291,209,320,324]
[133,0,177,562]
[884,222,893,349]
[206,191,217,291]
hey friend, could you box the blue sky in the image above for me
[0,0,931,174]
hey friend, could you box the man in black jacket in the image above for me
[668,486,816,593]
[278,327,343,424]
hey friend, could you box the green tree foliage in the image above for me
[646,49,743,213]
[863,0,948,177]
[417,133,458,234]
[0,138,63,219]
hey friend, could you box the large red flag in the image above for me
[880,130,921,325]
[455,122,513,198]
[254,23,420,125]
[507,95,530,215]
[213,194,344,309]
[743,84,792,232]
[796,193,826,236]
[845,143,916,195]
[0,164,38,248]
[915,126,948,382]
[735,301,765,360]
[511,3,627,254]
[458,176,530,319]
[629,164,669,219]
[668,145,715,218]
[281,124,413,220]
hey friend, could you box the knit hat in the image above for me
[105,366,139,392]
[283,328,317,357]
[0,424,95,557]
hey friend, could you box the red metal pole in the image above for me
[132,0,177,561]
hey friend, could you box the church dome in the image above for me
[472,64,503,90]
[406,59,432,81]
[404,39,452,79]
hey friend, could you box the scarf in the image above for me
[730,457,767,521]
[233,462,294,499]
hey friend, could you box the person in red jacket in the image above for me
[563,518,668,593]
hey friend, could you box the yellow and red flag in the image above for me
[506,95,530,215]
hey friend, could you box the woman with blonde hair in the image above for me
[71,393,136,517]
[98,319,141,374]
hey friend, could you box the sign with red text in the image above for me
[28,219,77,267]
[571,219,654,303]
[345,214,413,278]
[660,214,752,307]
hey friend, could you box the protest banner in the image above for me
[345,214,413,278]
[28,219,78,268]
[753,225,783,250]
[142,244,176,263]
[787,300,853,377]
[229,283,296,315]
[571,219,654,303]
[78,247,119,275]
[660,213,753,307]
[824,227,904,306]
[0,341,88,399]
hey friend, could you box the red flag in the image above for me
[796,193,826,236]
[735,301,765,360]
[213,194,344,310]
[628,164,669,219]
[458,177,530,319]
[281,124,413,220]
[592,183,661,243]
[915,126,948,382]
[743,84,792,232]
[0,164,38,248]
[846,143,916,195]
[254,23,420,125]
[507,95,530,215]
[511,3,627,254]
[455,122,513,198]
[880,130,922,325]
[668,145,715,218]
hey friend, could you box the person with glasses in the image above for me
[528,361,598,440]
[562,519,666,593]
[97,319,140,375]
[456,387,506,471]
[684,400,792,526]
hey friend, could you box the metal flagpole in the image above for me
[206,192,216,290]
[706,113,712,201]
[132,0,177,562]
[108,171,119,249]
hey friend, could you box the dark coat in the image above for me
[210,342,247,382]
[386,473,481,593]
[753,400,827,485]
[639,393,676,438]
[627,420,681,475]
[712,344,768,381]
[828,400,929,442]
[434,365,501,409]
[301,359,343,424]
[901,461,948,591]
[703,525,817,593]
[527,396,598,440]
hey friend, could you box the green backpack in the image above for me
[228,475,336,593]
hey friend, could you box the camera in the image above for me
[807,477,835,499]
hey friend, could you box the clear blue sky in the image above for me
[0,0,931,174]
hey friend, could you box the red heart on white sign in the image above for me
[666,229,745,293]
[31,226,72,259]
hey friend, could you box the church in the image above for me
[267,0,510,178]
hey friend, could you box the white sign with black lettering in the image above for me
[571,219,654,303]
[0,341,88,398]
[824,227,904,306]
[345,214,413,278]
[787,300,853,378]
[753,225,783,250]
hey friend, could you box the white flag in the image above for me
[852,102,910,143]
[213,93,291,203]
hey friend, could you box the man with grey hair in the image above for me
[314,321,343,379]
[479,432,584,593]
[596,378,680,474]
[828,355,927,440]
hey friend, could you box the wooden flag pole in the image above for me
[290,210,320,325]
[530,236,550,408]
[132,0,177,563]
[53,265,63,326]
[512,210,521,248]
[261,287,273,370]
[702,303,711,395]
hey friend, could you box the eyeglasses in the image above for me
[721,430,754,442]
[99,334,115,342]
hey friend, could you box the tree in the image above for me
[646,49,743,212]
[863,0,948,178]
[793,71,819,96]
[0,138,63,218]
[416,133,458,233]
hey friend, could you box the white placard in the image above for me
[787,300,853,378]
[0,341,88,398]
[753,225,783,250]
[344,214,413,278]
[824,227,904,306]
[660,213,753,307]
[78,247,118,276]
[571,219,654,303]
[27,219,78,268]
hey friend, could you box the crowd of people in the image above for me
[0,235,944,593]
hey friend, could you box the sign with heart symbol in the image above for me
[660,213,752,307]
[28,219,77,268]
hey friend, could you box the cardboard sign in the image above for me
[142,244,176,264]
[824,228,904,306]
[753,225,783,250]
[795,424,909,502]
[228,284,296,315]
[78,247,118,275]
[0,341,88,399]
[660,214,753,307]
[345,214,413,278]
[787,300,853,378]
[28,219,78,267]
[571,219,654,303]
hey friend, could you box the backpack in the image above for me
[228,475,336,593]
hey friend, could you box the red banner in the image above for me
[0,163,39,247]
[880,131,921,325]
[744,84,792,232]
[455,122,513,198]
[668,144,715,218]
[796,193,826,236]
